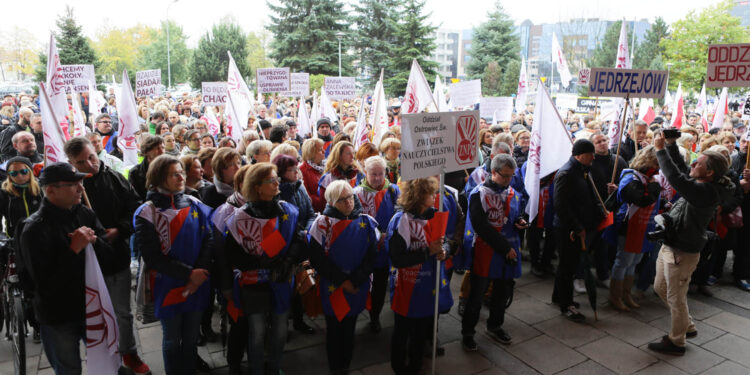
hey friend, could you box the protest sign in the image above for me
[576,97,612,115]
[400,110,479,181]
[554,93,578,113]
[587,68,668,98]
[256,67,291,93]
[280,73,310,97]
[324,77,356,100]
[449,80,482,108]
[479,97,513,121]
[61,65,95,93]
[707,44,750,87]
[135,69,162,97]
[201,82,228,106]
[578,68,591,85]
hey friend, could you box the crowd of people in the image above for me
[0,89,747,374]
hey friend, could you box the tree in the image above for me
[138,21,191,87]
[267,0,354,76]
[465,1,520,93]
[310,74,327,93]
[190,21,249,88]
[35,6,100,83]
[94,24,155,78]
[500,59,521,96]
[0,27,39,80]
[352,0,400,90]
[662,0,748,92]
[481,62,502,96]
[384,0,437,96]
[246,31,274,77]
[587,20,634,69]
[633,17,669,70]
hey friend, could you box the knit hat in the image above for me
[317,118,332,129]
[273,154,298,179]
[6,156,32,170]
[571,139,595,156]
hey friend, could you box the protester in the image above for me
[300,138,327,212]
[181,129,201,156]
[727,135,750,291]
[0,108,34,161]
[317,118,334,156]
[200,133,216,148]
[201,147,241,208]
[319,141,362,200]
[180,155,207,199]
[247,139,273,164]
[613,120,649,162]
[379,137,401,184]
[129,135,165,200]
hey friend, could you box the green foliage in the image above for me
[137,21,191,87]
[94,24,155,78]
[481,62,502,96]
[465,1,519,96]
[246,31,274,77]
[351,0,400,90]
[661,0,749,91]
[588,20,633,69]
[190,21,249,88]
[310,74,327,93]
[500,59,521,96]
[35,6,100,84]
[383,0,437,96]
[633,17,669,70]
[267,0,354,76]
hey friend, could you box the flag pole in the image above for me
[611,96,630,184]
[431,169,445,375]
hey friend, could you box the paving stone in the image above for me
[516,278,555,301]
[475,334,539,375]
[633,361,689,375]
[641,342,724,374]
[592,313,665,347]
[137,324,163,354]
[423,341,492,375]
[703,312,750,341]
[709,284,750,310]
[628,298,670,323]
[506,335,585,375]
[648,316,726,346]
[698,360,750,375]
[701,334,750,368]
[577,336,657,375]
[537,315,608,348]
[506,296,561,325]
[475,367,510,375]
[360,362,392,375]
[683,298,722,321]
[555,359,617,375]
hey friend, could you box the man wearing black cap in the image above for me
[286,120,304,144]
[19,162,114,374]
[258,119,272,140]
[552,139,606,322]
[316,118,334,157]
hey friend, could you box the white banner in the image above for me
[554,93,578,113]
[324,77,356,100]
[135,69,162,97]
[280,73,310,97]
[201,82,228,106]
[480,97,513,122]
[400,110,480,181]
[61,64,95,93]
[256,67,291,93]
[449,79,482,108]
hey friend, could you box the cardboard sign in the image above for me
[280,73,310,97]
[135,69,162,97]
[324,77,356,100]
[554,93,578,113]
[201,82,228,106]
[479,97,513,121]
[587,68,668,98]
[61,65,95,93]
[707,44,750,87]
[578,68,591,85]
[256,68,291,93]
[449,79,482,108]
[400,110,479,181]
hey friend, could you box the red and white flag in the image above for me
[319,87,339,124]
[46,34,70,134]
[84,244,120,375]
[638,98,656,125]
[353,98,369,150]
[696,84,707,115]
[516,57,528,114]
[370,79,389,147]
[671,82,684,128]
[525,81,572,222]
[551,33,572,88]
[88,81,107,124]
[116,70,140,167]
[297,98,312,138]
[712,87,728,130]
[611,20,631,148]
[39,82,68,163]
[70,87,88,137]
[402,59,434,115]
[201,107,221,138]
[226,51,253,142]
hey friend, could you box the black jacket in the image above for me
[83,163,142,275]
[0,186,41,237]
[553,156,606,232]
[279,180,316,234]
[0,123,25,162]
[20,199,114,325]
[610,137,637,163]
[200,183,231,209]
[590,152,628,199]
[469,180,513,257]
[513,145,529,167]
[128,159,150,200]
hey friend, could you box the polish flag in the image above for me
[638,98,656,125]
[516,57,528,114]
[116,70,140,167]
[696,84,707,115]
[671,83,684,129]
[712,87,728,130]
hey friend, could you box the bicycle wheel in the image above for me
[11,294,25,375]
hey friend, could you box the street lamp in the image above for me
[336,32,345,77]
[166,0,179,90]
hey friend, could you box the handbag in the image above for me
[722,206,744,228]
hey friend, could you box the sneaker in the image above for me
[486,327,512,345]
[737,279,750,292]
[563,306,585,322]
[122,353,151,375]
[531,265,545,277]
[686,330,698,339]
[648,335,685,356]
[368,320,381,334]
[462,336,478,352]
[573,279,586,294]
[294,321,316,335]
[706,275,718,286]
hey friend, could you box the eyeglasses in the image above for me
[52,181,81,188]
[336,195,354,204]
[168,172,186,179]
[98,121,112,124]
[261,177,281,185]
[8,169,29,177]
[189,137,200,142]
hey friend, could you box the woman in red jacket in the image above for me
[299,138,327,212]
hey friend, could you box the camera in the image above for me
[662,128,681,139]
[647,214,674,242]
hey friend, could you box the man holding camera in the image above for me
[648,130,735,356]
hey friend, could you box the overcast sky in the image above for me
[3,0,723,49]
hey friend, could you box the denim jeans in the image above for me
[247,310,289,375]
[636,251,659,291]
[160,310,202,375]
[611,236,645,280]
[40,321,85,375]
[104,267,137,354]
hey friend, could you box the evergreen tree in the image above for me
[35,6,100,84]
[384,0,437,96]
[588,20,634,69]
[138,21,191,87]
[351,0,400,90]
[500,59,521,96]
[190,22,249,88]
[633,17,669,70]
[267,0,354,76]
[466,1,519,80]
[481,62,503,96]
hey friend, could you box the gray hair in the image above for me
[492,138,512,155]
[324,180,353,205]
[364,155,387,172]
[11,131,34,145]
[246,139,272,158]
[95,113,111,123]
[491,153,517,173]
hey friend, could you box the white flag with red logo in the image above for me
[70,87,88,137]
[525,81,572,222]
[39,82,68,163]
[551,33,572,88]
[353,98,369,150]
[671,82,684,128]
[516,58,528,114]
[311,91,319,139]
[433,75,449,112]
[297,98,312,138]
[712,87,728,130]
[615,20,631,69]
[46,34,70,133]
[402,59,434,115]
[370,79,389,147]
[84,244,120,375]
[202,107,221,138]
[116,70,139,167]
[319,87,339,124]
[226,51,252,142]
[88,81,107,124]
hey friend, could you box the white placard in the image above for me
[400,110,480,181]
[256,67,291,93]
[554,93,578,112]
[135,69,162,97]
[61,65,95,93]
[201,82,228,106]
[479,97,513,121]
[449,79,482,108]
[280,73,310,98]
[324,77,356,100]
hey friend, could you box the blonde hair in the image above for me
[241,162,277,202]
[397,177,438,214]
[270,143,299,161]
[301,138,324,161]
[2,162,40,197]
[629,145,658,173]
[379,137,401,154]
[324,141,355,173]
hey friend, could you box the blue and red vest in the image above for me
[616,169,662,253]
[353,183,400,268]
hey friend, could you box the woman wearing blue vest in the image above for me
[309,179,379,375]
[387,177,453,375]
[134,155,214,375]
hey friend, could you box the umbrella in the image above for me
[580,237,598,321]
